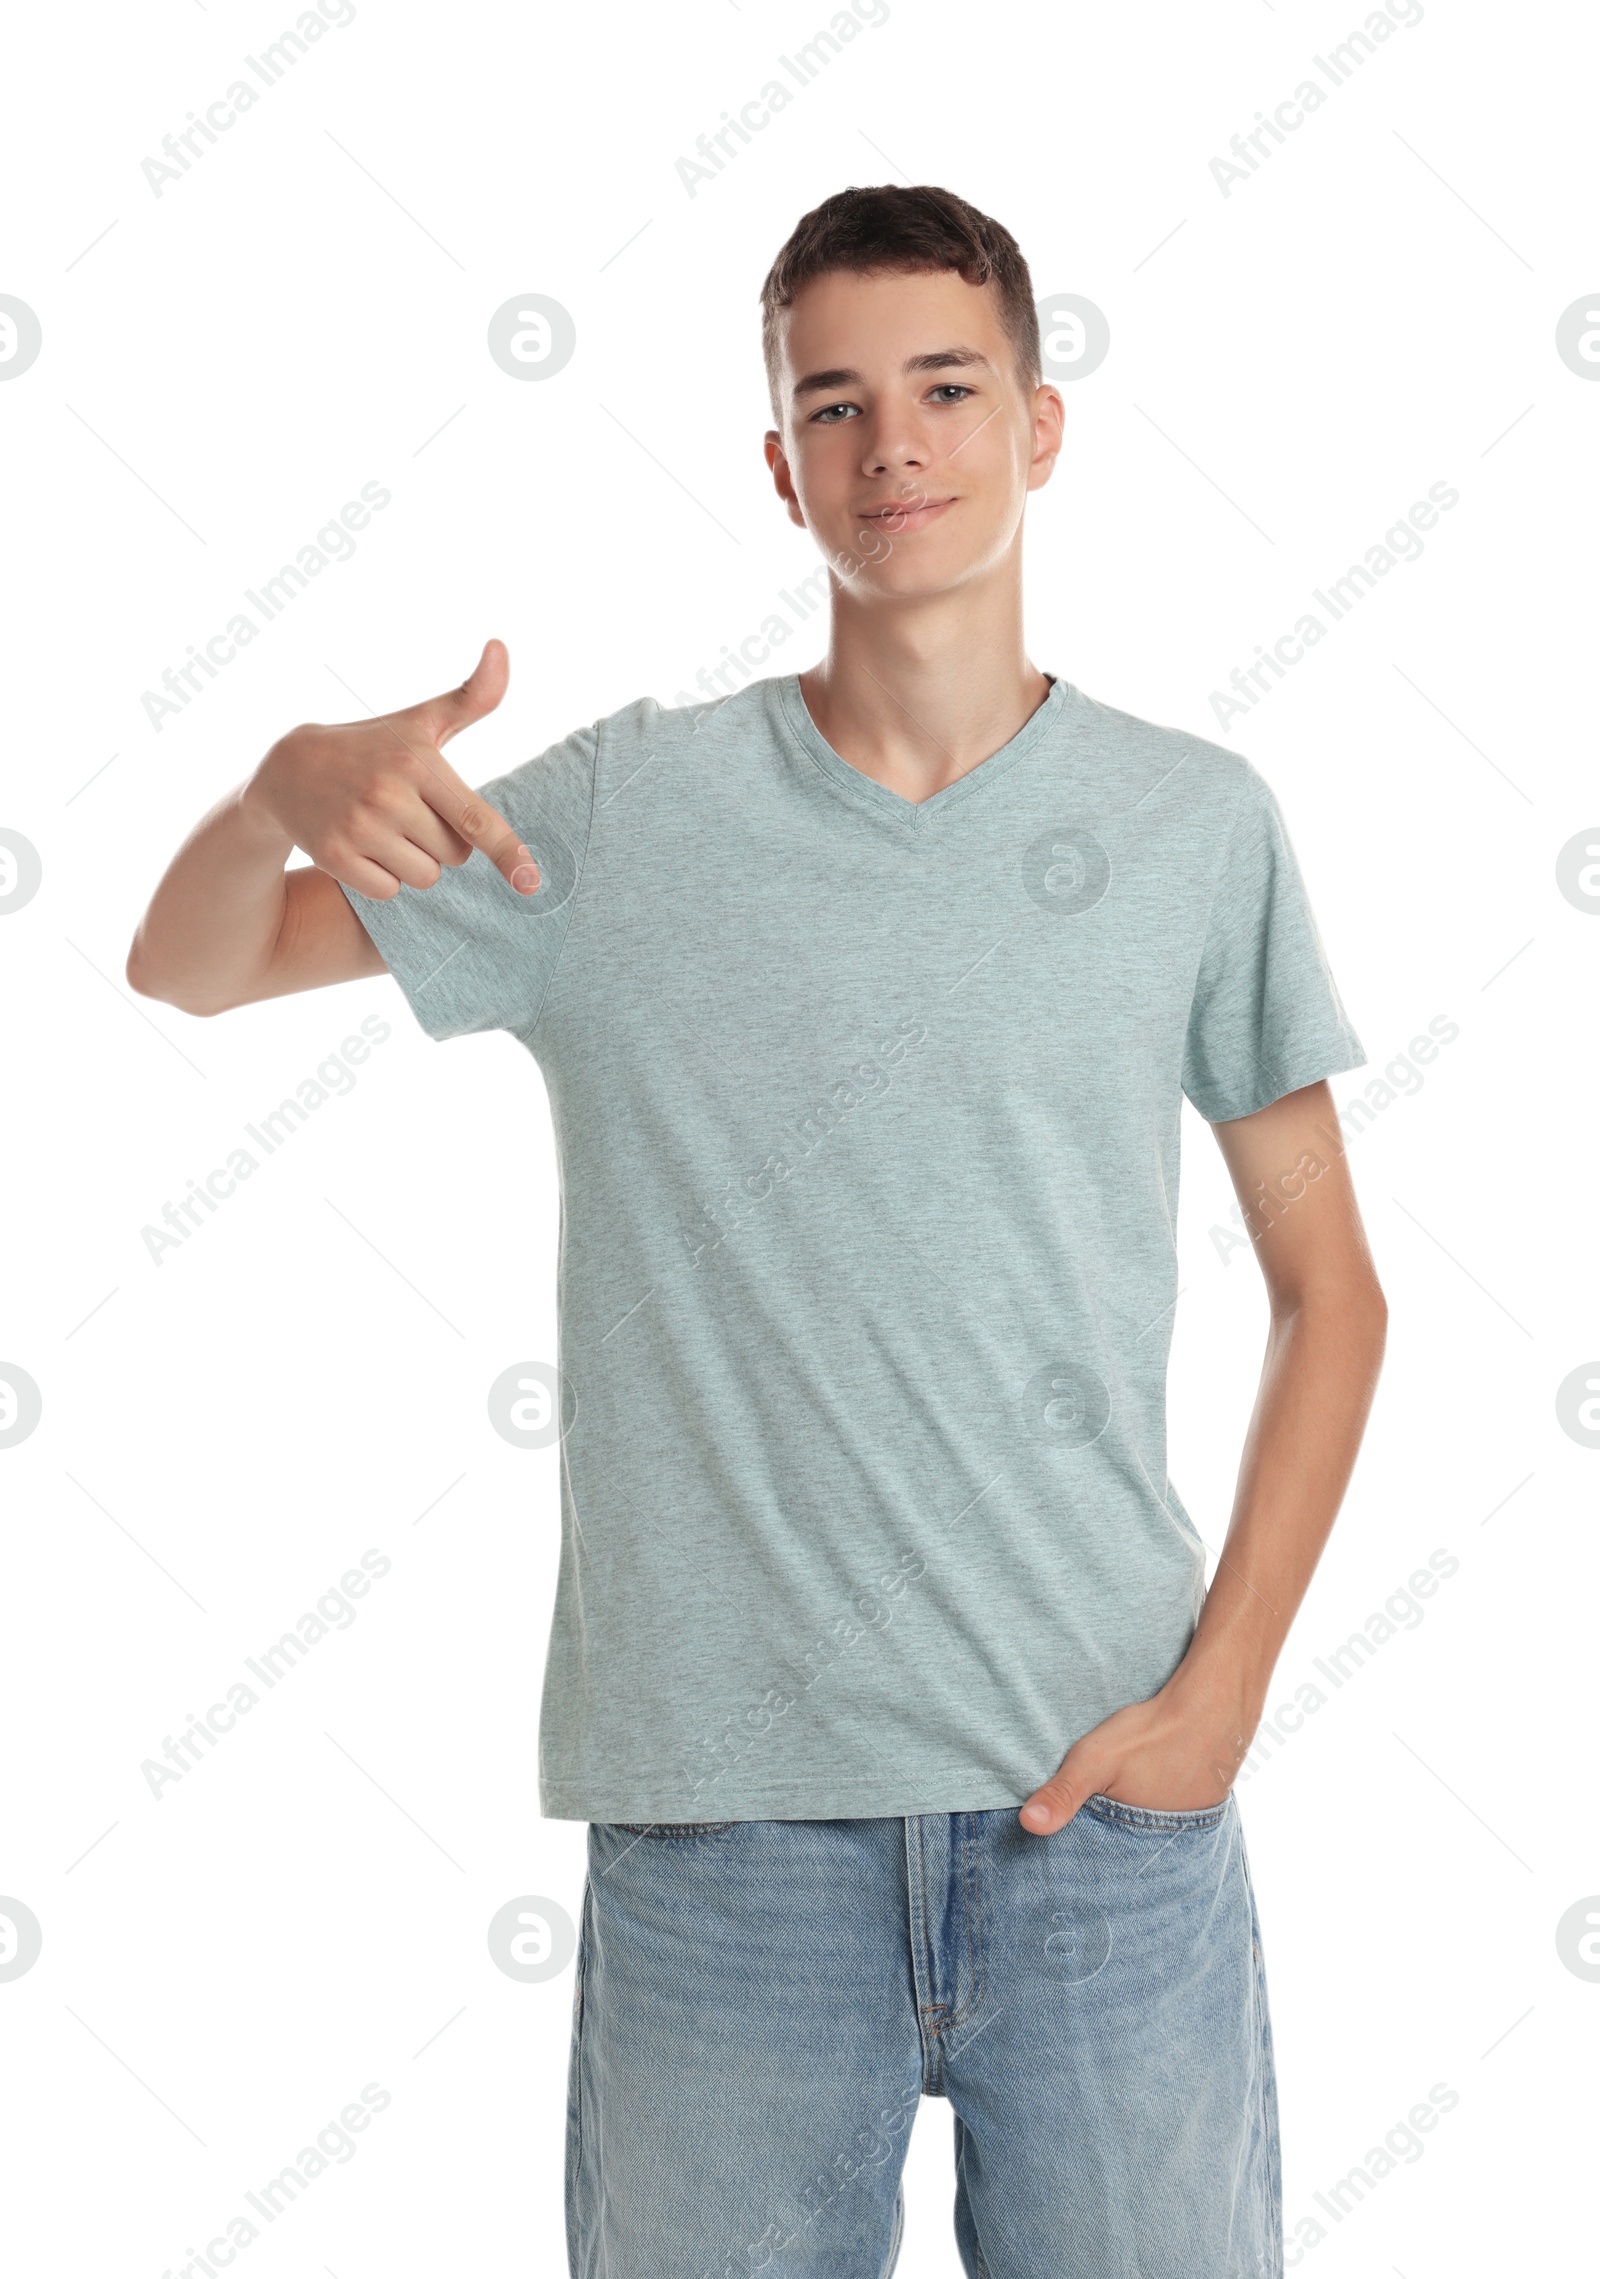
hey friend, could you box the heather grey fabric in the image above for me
[341,672,1364,1822]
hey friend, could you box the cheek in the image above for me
[787,435,860,520]
[950,454,1033,560]
[957,422,1034,508]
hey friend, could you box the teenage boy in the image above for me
[129,185,1386,2278]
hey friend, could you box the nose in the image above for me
[860,409,932,479]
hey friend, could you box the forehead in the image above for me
[771,266,1013,377]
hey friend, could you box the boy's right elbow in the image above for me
[125,947,228,1017]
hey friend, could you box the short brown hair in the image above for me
[759,184,1041,424]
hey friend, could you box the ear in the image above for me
[764,431,808,530]
[1026,385,1066,492]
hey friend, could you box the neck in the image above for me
[799,545,1050,803]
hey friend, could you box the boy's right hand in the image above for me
[246,637,541,900]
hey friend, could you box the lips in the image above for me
[858,496,955,527]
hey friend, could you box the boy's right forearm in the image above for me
[125,642,529,1016]
[126,777,297,1016]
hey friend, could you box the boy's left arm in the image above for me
[1020,1078,1388,1834]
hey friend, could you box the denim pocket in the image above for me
[1083,1792,1231,1833]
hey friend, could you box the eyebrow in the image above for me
[790,346,995,402]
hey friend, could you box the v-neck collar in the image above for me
[769,670,1071,829]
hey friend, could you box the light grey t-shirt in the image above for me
[341,672,1364,1824]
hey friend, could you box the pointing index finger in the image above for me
[412,743,541,896]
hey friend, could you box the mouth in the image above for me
[857,495,956,532]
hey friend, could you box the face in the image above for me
[764,267,1063,603]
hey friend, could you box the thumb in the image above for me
[1019,1740,1111,1836]
[419,638,510,747]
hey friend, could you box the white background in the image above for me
[2,0,1595,2271]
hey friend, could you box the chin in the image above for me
[856,552,991,603]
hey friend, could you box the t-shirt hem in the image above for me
[1190,1037,1367,1125]
[540,1771,1033,1823]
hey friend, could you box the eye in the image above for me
[810,400,860,424]
[927,383,975,404]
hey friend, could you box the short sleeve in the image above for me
[1182,769,1365,1123]
[339,720,598,1042]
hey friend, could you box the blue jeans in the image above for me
[566,1797,1281,2276]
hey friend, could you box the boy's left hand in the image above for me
[1018,1678,1255,1834]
